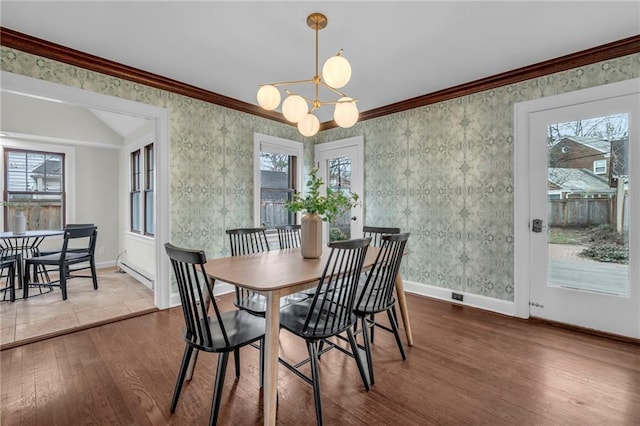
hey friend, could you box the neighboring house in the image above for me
[30,158,63,192]
[547,167,615,199]
[549,136,610,176]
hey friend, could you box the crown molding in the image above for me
[2,27,639,130]
[338,34,640,130]
[0,27,289,126]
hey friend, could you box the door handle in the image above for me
[532,219,544,233]
[351,216,357,221]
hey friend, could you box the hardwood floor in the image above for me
[1,293,638,425]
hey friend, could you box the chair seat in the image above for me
[279,299,356,340]
[27,251,91,265]
[354,286,396,315]
[182,309,265,352]
[235,291,309,316]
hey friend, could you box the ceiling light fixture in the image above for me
[257,13,358,137]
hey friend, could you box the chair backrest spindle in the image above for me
[356,233,410,313]
[165,243,229,347]
[303,237,371,336]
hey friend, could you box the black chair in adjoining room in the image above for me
[165,243,265,426]
[353,232,410,385]
[278,237,372,426]
[23,225,98,300]
[0,257,17,302]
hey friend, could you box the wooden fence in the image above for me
[5,205,61,231]
[548,199,610,227]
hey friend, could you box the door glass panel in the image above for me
[547,114,629,296]
[327,156,352,241]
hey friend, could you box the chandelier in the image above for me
[256,13,358,137]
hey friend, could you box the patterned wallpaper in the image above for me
[319,53,640,301]
[2,46,638,302]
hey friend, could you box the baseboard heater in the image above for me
[120,261,154,289]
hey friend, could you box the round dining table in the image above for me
[0,229,64,298]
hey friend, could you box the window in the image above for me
[253,134,303,234]
[144,144,154,236]
[130,143,155,235]
[130,150,141,232]
[593,159,607,174]
[260,152,296,227]
[3,149,65,231]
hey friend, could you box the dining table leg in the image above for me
[263,291,280,426]
[394,274,414,346]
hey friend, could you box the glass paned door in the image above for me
[529,92,639,338]
[327,156,353,240]
[315,136,364,244]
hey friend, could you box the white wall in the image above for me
[1,93,123,146]
[75,145,119,264]
[0,138,119,268]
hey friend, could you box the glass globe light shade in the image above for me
[322,55,351,89]
[297,113,320,137]
[256,85,281,110]
[282,95,308,123]
[334,97,359,128]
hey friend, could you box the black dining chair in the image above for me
[278,237,372,426]
[276,224,301,249]
[165,243,265,426]
[37,224,97,282]
[0,257,17,302]
[362,226,401,247]
[23,226,98,300]
[354,232,410,385]
[226,227,307,316]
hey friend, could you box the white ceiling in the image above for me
[1,1,639,124]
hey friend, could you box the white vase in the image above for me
[13,211,26,234]
[301,213,323,259]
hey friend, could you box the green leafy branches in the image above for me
[285,167,359,224]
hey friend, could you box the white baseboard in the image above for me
[403,280,517,317]
[119,262,154,290]
[167,278,517,317]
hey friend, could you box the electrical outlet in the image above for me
[452,292,464,302]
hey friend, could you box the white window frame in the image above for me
[128,135,155,238]
[253,133,304,228]
[0,138,76,228]
[593,159,607,174]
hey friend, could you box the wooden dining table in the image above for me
[201,246,414,426]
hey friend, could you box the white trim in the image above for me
[514,78,640,322]
[403,280,517,317]
[0,131,122,150]
[253,133,304,228]
[314,135,365,240]
[2,71,172,310]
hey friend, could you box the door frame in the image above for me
[314,135,364,243]
[514,78,640,323]
[1,71,172,309]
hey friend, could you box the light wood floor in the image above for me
[1,293,638,425]
[0,268,156,350]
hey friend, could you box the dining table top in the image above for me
[0,229,64,239]
[202,245,380,293]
